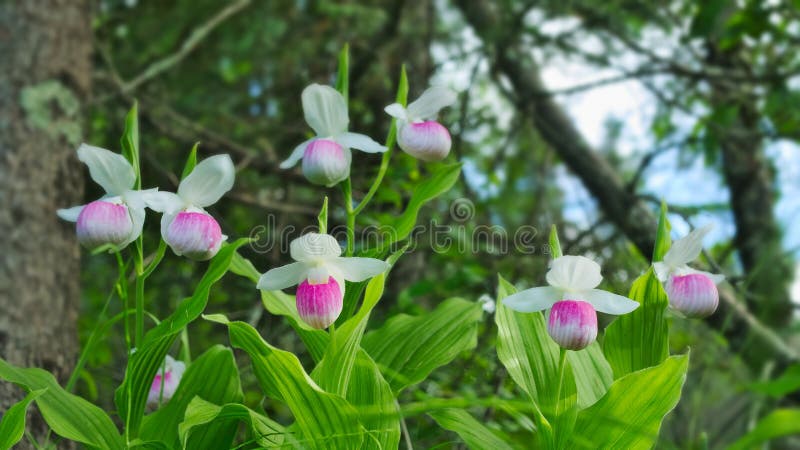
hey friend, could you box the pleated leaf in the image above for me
[0,388,46,450]
[429,408,516,450]
[179,397,286,448]
[570,354,689,449]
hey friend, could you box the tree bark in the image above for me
[0,0,91,446]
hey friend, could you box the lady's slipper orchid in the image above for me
[503,255,639,350]
[257,233,390,329]
[145,155,234,261]
[384,86,457,161]
[57,144,150,251]
[654,226,724,318]
[280,84,387,186]
[147,355,185,408]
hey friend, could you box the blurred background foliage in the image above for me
[73,0,800,447]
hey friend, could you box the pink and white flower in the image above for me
[145,155,234,261]
[385,86,457,161]
[503,255,639,350]
[147,355,185,409]
[280,84,387,186]
[654,226,724,318]
[57,144,151,251]
[257,233,389,329]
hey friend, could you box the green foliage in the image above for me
[0,360,124,449]
[429,408,516,450]
[140,345,242,448]
[729,408,800,450]
[749,364,800,397]
[120,103,141,188]
[362,297,482,393]
[570,355,689,449]
[178,397,285,448]
[180,143,199,180]
[0,388,46,450]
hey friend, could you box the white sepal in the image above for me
[335,132,387,153]
[257,262,308,290]
[302,84,349,137]
[503,286,560,312]
[77,144,136,196]
[384,103,408,121]
[680,267,726,284]
[546,255,603,291]
[57,205,85,222]
[290,233,342,262]
[333,257,390,282]
[280,138,314,169]
[663,225,712,267]
[122,203,147,248]
[143,191,184,214]
[178,154,235,207]
[407,86,457,121]
[653,262,671,282]
[581,289,640,315]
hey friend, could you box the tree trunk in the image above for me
[0,0,91,447]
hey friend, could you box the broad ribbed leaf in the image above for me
[603,268,670,378]
[346,350,401,449]
[0,360,124,449]
[362,297,482,393]
[140,345,242,448]
[728,408,800,450]
[429,409,515,450]
[570,354,689,449]
[652,201,672,262]
[210,316,364,449]
[115,239,249,438]
[179,397,286,448]
[568,342,613,409]
[0,388,45,449]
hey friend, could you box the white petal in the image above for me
[178,154,235,208]
[653,262,671,282]
[77,144,136,196]
[120,203,146,247]
[582,289,640,315]
[502,287,560,312]
[302,84,349,137]
[406,86,457,121]
[290,233,342,262]
[663,225,712,267]
[334,132,387,153]
[546,255,603,290]
[257,262,308,290]
[57,205,86,222]
[384,103,409,121]
[332,257,390,282]
[142,191,184,214]
[280,138,313,169]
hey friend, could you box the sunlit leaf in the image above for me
[0,388,46,450]
[429,408,516,450]
[179,397,286,448]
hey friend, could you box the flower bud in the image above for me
[76,200,134,250]
[164,211,223,261]
[302,139,349,186]
[397,121,452,162]
[547,300,598,350]
[665,273,718,318]
[147,355,185,409]
[296,276,343,329]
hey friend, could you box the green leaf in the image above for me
[179,397,286,448]
[748,364,800,397]
[652,201,671,263]
[570,354,689,449]
[211,316,365,449]
[318,196,329,234]
[180,143,199,180]
[549,225,563,258]
[429,409,515,450]
[603,268,670,378]
[568,342,613,409]
[362,297,482,394]
[115,239,249,439]
[140,345,243,448]
[120,102,140,189]
[728,408,800,450]
[0,388,46,450]
[346,350,401,449]
[0,360,124,449]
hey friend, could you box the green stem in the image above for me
[114,251,132,351]
[353,146,393,216]
[65,287,115,393]
[342,179,355,256]
[555,347,567,417]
